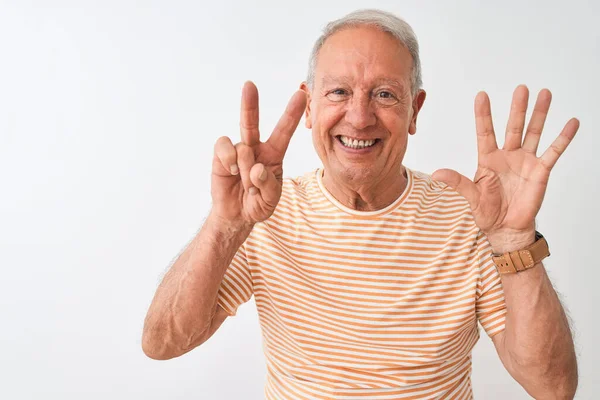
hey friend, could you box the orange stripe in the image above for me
[216,168,504,398]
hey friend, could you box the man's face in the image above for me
[303,25,426,185]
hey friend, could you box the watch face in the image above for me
[535,231,543,240]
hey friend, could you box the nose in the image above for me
[344,93,377,130]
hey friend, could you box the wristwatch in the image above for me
[492,231,550,274]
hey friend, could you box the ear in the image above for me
[408,89,426,135]
[300,81,312,129]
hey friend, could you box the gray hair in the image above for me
[307,9,423,96]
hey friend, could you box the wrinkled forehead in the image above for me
[314,26,413,90]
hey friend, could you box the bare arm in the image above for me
[432,85,580,398]
[490,238,577,399]
[141,82,307,360]
[142,214,253,360]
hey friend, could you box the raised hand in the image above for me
[211,81,307,225]
[432,85,579,251]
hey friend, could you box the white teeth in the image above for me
[339,136,376,149]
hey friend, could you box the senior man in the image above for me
[142,9,578,399]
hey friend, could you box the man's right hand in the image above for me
[211,81,307,225]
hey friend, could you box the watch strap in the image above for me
[492,231,550,274]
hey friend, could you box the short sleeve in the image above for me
[475,231,507,337]
[216,242,254,316]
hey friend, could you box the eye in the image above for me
[379,91,393,98]
[326,88,349,101]
[372,90,399,106]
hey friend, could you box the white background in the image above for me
[0,1,598,399]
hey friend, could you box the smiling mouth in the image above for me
[336,135,381,149]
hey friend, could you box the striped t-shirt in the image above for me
[217,166,506,399]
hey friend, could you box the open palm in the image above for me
[433,85,579,244]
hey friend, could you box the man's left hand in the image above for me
[432,85,579,253]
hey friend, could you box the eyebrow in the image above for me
[320,76,351,87]
[320,76,406,91]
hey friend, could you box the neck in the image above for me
[322,165,408,211]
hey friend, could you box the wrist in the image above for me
[486,228,537,254]
[207,211,255,237]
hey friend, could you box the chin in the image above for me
[337,164,377,184]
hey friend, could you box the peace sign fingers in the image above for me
[240,81,261,146]
[265,90,307,160]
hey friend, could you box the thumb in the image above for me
[432,168,480,210]
[249,163,282,209]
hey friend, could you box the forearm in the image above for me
[499,264,577,398]
[491,234,577,399]
[142,212,253,359]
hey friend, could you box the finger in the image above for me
[240,81,260,146]
[432,168,480,210]
[504,85,529,151]
[474,91,499,156]
[213,136,239,175]
[236,143,256,191]
[522,89,552,154]
[539,118,580,171]
[265,90,308,159]
[248,163,281,208]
